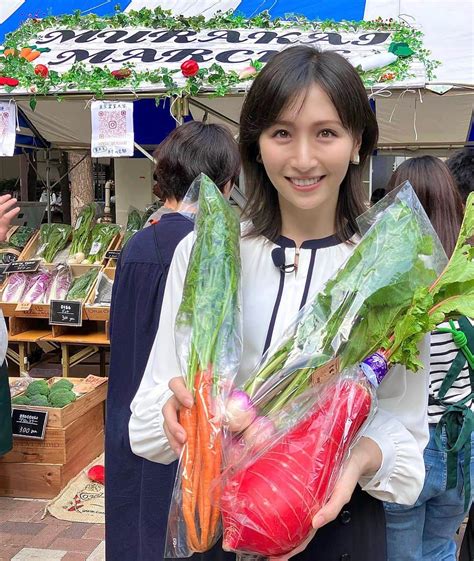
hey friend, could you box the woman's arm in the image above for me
[128,232,194,463]
[357,335,431,505]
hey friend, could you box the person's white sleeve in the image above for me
[358,335,430,505]
[129,232,194,464]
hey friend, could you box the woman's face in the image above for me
[258,83,360,220]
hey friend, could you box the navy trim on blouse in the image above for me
[262,268,286,355]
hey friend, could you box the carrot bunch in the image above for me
[165,174,241,557]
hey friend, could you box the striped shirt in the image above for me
[428,320,473,423]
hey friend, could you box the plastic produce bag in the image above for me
[85,223,121,264]
[45,265,73,303]
[93,271,114,305]
[69,202,99,263]
[22,270,53,304]
[165,174,242,557]
[36,223,72,263]
[217,187,474,558]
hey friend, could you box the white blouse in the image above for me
[129,228,430,505]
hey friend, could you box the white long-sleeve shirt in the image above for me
[130,228,430,505]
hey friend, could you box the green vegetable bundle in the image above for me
[37,224,72,263]
[66,267,99,301]
[123,208,143,246]
[11,378,76,408]
[85,223,121,263]
[245,183,447,414]
[8,226,35,250]
[69,203,97,258]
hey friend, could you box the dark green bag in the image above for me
[0,361,12,456]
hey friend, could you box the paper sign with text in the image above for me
[91,100,134,158]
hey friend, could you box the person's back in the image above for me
[383,156,473,561]
[105,121,240,561]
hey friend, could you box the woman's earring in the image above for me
[256,153,263,163]
[351,153,360,165]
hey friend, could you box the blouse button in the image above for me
[339,509,351,524]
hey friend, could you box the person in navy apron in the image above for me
[0,194,20,458]
[130,47,433,561]
[384,156,473,561]
[105,121,240,561]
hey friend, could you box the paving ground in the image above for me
[0,498,104,561]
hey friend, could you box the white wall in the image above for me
[114,157,156,227]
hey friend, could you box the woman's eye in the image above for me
[319,129,336,138]
[272,129,290,139]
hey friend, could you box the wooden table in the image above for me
[47,331,110,377]
[7,330,53,372]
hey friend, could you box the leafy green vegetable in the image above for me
[175,174,241,389]
[50,379,74,393]
[8,226,35,250]
[66,268,99,301]
[11,395,31,405]
[25,379,49,398]
[29,394,49,407]
[37,224,72,263]
[86,223,121,263]
[70,203,96,257]
[48,389,76,408]
[123,208,143,246]
[387,193,474,370]
[245,193,443,413]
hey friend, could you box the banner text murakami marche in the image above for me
[34,28,393,71]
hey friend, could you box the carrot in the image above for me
[209,430,222,541]
[179,405,200,550]
[195,368,214,549]
[26,51,41,62]
[3,48,16,56]
[19,47,32,58]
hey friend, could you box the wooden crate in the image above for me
[0,402,104,464]
[10,376,108,428]
[84,266,114,321]
[0,430,104,499]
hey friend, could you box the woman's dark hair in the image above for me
[153,121,240,202]
[446,147,474,203]
[239,46,379,241]
[386,156,464,257]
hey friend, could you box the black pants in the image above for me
[0,360,12,457]
[187,486,387,561]
[459,505,473,561]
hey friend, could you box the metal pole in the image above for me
[46,149,52,224]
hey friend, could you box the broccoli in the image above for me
[25,380,50,398]
[11,395,31,405]
[48,389,76,408]
[29,394,49,407]
[50,379,74,393]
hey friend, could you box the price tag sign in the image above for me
[5,260,41,274]
[105,250,121,260]
[50,300,83,327]
[15,302,32,312]
[0,263,8,284]
[11,408,48,440]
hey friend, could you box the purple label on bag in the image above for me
[361,352,388,386]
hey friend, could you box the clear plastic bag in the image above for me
[220,365,377,558]
[217,183,448,558]
[165,174,242,558]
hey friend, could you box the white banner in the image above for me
[91,100,134,158]
[0,101,17,156]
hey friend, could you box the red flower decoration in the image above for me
[0,77,19,87]
[380,72,396,82]
[34,64,48,78]
[111,68,131,80]
[181,59,199,77]
[87,465,105,485]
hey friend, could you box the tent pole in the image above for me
[188,98,239,128]
[46,149,52,224]
[133,142,156,164]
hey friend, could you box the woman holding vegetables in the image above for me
[106,121,240,561]
[383,156,473,561]
[130,46,431,561]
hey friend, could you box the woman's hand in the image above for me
[0,194,19,241]
[312,437,382,530]
[270,437,382,560]
[162,376,193,457]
